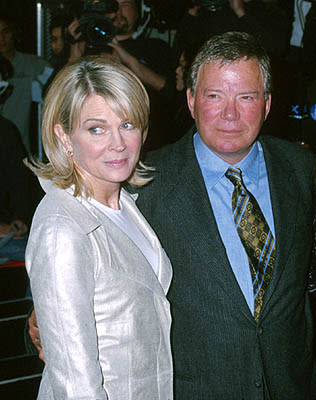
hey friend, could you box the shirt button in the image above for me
[255,380,262,388]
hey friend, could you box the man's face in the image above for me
[110,0,139,35]
[0,20,15,56]
[187,58,271,164]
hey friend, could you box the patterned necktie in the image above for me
[225,167,276,322]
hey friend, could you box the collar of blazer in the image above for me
[38,177,173,297]
[39,177,102,234]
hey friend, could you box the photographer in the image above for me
[66,0,173,150]
[174,0,290,59]
[67,0,172,92]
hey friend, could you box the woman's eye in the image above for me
[89,126,103,135]
[121,121,134,130]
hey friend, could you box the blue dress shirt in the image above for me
[194,133,275,315]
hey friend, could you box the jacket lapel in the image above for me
[119,189,173,295]
[154,134,254,319]
[39,177,101,234]
[259,138,300,316]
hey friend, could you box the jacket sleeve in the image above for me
[26,212,108,399]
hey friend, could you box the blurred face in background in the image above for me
[176,52,186,92]
[50,26,64,56]
[0,19,15,60]
[109,0,139,37]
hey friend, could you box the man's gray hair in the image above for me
[187,31,272,99]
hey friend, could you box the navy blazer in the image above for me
[136,132,316,400]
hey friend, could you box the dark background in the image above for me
[0,0,295,57]
[0,0,38,54]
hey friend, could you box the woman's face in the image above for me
[56,94,142,197]
[50,26,64,56]
[176,52,186,92]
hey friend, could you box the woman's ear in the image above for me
[54,124,73,153]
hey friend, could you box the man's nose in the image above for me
[220,98,240,121]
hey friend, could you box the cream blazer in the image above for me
[26,178,173,400]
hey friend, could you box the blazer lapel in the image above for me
[39,177,101,234]
[86,192,171,299]
[120,189,173,295]
[259,139,300,316]
[156,135,254,320]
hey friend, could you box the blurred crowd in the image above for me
[0,0,316,260]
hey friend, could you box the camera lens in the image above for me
[86,18,116,44]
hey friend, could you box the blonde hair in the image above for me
[28,56,152,197]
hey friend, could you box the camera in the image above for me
[44,0,120,54]
[195,0,228,13]
[78,0,119,54]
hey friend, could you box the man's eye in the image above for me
[241,95,254,101]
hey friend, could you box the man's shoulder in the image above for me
[260,135,316,164]
[145,131,194,168]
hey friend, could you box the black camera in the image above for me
[44,0,119,54]
[78,0,119,54]
[195,0,228,12]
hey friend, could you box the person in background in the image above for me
[48,14,70,71]
[25,56,173,399]
[66,0,174,151]
[162,41,202,144]
[0,12,53,154]
[0,54,39,261]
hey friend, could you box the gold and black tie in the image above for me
[225,168,276,322]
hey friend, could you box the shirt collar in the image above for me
[194,132,260,189]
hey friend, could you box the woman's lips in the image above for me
[104,159,128,168]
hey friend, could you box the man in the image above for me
[29,32,316,398]
[137,31,316,399]
[174,0,292,140]
[68,0,172,92]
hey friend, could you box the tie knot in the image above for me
[225,167,242,187]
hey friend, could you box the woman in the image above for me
[25,56,173,399]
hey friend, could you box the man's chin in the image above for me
[115,26,129,36]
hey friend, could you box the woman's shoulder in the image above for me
[34,179,100,234]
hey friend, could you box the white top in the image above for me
[89,197,159,276]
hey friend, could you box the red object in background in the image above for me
[0,260,25,268]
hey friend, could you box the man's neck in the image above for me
[116,32,133,41]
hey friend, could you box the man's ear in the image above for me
[264,93,272,121]
[186,88,195,119]
[54,124,73,153]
